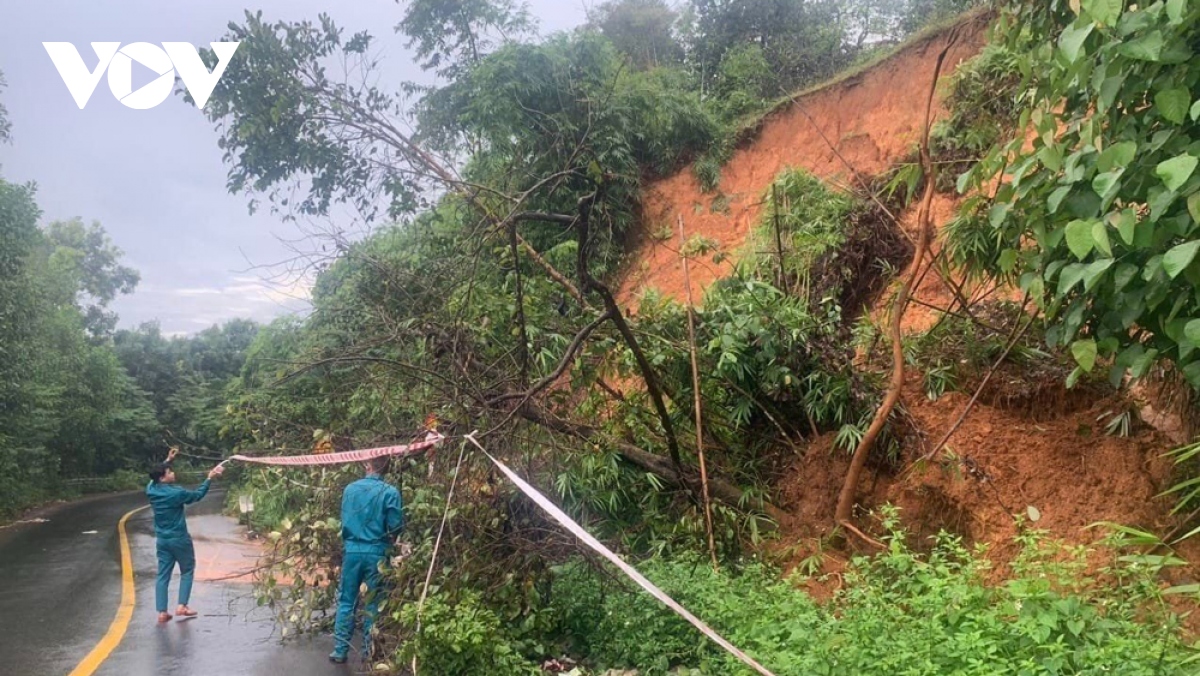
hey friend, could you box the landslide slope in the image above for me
[617,10,1200,583]
[618,12,990,306]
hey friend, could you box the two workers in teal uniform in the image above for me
[146,435,417,660]
[330,454,405,664]
[145,447,224,623]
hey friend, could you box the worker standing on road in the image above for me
[329,455,404,664]
[146,447,224,623]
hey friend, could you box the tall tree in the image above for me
[685,0,848,92]
[397,0,535,79]
[0,178,54,510]
[590,0,683,69]
[114,319,259,455]
[43,218,140,338]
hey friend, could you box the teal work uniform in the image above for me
[331,474,403,661]
[146,478,211,613]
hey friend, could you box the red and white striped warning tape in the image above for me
[219,434,443,468]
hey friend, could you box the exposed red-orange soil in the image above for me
[617,13,991,309]
[773,376,1200,626]
[777,378,1186,547]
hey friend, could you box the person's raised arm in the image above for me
[181,466,223,505]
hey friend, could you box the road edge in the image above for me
[67,504,148,676]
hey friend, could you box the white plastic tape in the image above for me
[464,434,777,676]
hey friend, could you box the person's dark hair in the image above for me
[148,463,171,482]
[365,456,390,475]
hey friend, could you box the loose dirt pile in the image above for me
[777,377,1183,549]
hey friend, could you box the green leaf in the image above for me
[988,203,1010,228]
[1167,0,1187,24]
[1059,22,1095,62]
[1171,525,1200,544]
[1049,186,1072,213]
[1191,99,1200,122]
[1184,361,1200,389]
[1082,0,1123,24]
[1111,209,1137,244]
[1156,88,1191,124]
[1092,221,1113,256]
[1058,263,1087,296]
[1066,219,1096,259]
[1189,193,1200,224]
[1038,144,1063,172]
[1131,348,1159,378]
[1118,30,1164,61]
[1100,75,1125,110]
[1082,259,1114,290]
[1114,262,1138,291]
[1156,154,1198,191]
[1097,141,1136,171]
[1092,169,1123,202]
[956,169,972,194]
[1184,319,1200,346]
[1072,339,1098,372]
[999,249,1018,273]
[1144,254,1165,281]
[1163,240,1200,278]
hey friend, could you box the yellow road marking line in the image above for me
[68,505,148,676]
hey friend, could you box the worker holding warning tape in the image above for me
[146,447,225,624]
[329,419,442,664]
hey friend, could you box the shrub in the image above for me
[397,591,541,675]
[693,153,723,193]
[712,43,773,123]
[754,168,910,317]
[928,43,1021,191]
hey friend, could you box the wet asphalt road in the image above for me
[0,489,358,676]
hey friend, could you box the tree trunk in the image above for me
[833,38,954,534]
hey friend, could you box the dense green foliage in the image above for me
[949,0,1200,390]
[551,514,1197,675]
[114,319,258,456]
[0,178,159,514]
[938,0,1200,531]
[200,0,983,232]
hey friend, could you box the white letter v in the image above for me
[43,42,120,109]
[163,42,240,110]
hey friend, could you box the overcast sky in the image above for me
[0,0,588,335]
